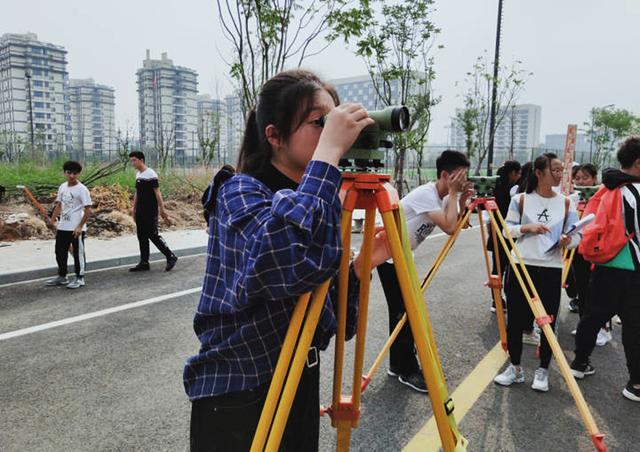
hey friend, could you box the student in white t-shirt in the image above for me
[494,154,580,393]
[373,150,474,393]
[46,161,93,289]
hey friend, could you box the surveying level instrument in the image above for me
[574,185,599,203]
[338,106,410,171]
[468,176,498,198]
[250,107,468,452]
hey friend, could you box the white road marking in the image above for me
[0,287,201,341]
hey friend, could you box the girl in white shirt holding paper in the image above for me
[494,154,581,392]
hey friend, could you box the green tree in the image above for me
[586,106,639,169]
[197,110,222,167]
[457,53,531,174]
[217,0,351,114]
[333,0,441,196]
[454,98,478,159]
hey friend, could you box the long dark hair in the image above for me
[525,154,555,193]
[236,70,339,176]
[496,160,521,188]
[516,161,532,194]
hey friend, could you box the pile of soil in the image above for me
[0,183,206,242]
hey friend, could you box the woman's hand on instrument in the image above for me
[559,234,571,248]
[313,103,375,166]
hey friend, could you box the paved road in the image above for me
[1,228,637,451]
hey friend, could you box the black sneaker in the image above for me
[165,254,178,272]
[623,382,640,402]
[398,372,428,394]
[568,299,580,313]
[570,360,596,379]
[129,262,150,272]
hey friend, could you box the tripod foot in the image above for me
[591,433,606,452]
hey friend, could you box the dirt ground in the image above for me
[0,185,206,242]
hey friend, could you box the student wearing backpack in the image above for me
[571,137,640,402]
[494,154,581,392]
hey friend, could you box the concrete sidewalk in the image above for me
[0,229,208,285]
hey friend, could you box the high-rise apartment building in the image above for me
[224,94,244,165]
[0,32,68,155]
[67,78,115,159]
[137,50,198,164]
[450,104,542,152]
[196,94,227,164]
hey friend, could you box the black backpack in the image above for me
[202,165,235,225]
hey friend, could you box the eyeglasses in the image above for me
[551,169,564,174]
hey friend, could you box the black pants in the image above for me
[506,265,561,369]
[376,262,420,375]
[574,266,640,384]
[190,350,320,452]
[569,252,592,317]
[55,230,86,277]
[135,214,172,263]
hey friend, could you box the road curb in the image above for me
[0,245,207,285]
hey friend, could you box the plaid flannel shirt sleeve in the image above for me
[222,160,345,306]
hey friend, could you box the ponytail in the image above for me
[236,107,270,175]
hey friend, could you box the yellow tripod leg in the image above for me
[250,291,311,452]
[381,209,466,452]
[562,248,577,287]
[489,210,605,451]
[264,279,333,452]
[477,210,507,350]
[332,210,355,412]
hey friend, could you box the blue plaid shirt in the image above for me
[184,160,359,400]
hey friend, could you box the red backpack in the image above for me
[579,185,635,263]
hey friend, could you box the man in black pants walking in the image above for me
[128,151,177,272]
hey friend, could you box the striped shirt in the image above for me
[183,160,359,400]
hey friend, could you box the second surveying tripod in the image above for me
[250,172,468,452]
[366,197,605,451]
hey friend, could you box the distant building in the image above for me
[67,78,115,159]
[0,32,68,155]
[196,94,227,164]
[329,74,403,110]
[450,104,542,156]
[136,50,198,164]
[544,133,590,154]
[224,94,244,165]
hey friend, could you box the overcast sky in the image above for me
[3,0,639,144]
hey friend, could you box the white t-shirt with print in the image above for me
[56,182,92,231]
[401,182,449,250]
[505,192,580,268]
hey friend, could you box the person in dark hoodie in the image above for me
[571,137,640,403]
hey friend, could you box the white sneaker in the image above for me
[595,329,612,346]
[67,277,85,289]
[494,364,525,386]
[613,315,622,326]
[531,367,549,392]
[522,329,540,346]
